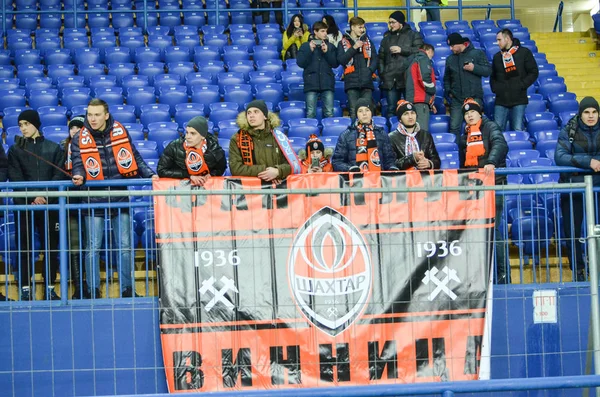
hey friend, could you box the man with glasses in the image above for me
[378,11,423,118]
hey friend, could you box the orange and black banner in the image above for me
[153,170,495,392]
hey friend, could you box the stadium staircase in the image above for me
[532,30,600,101]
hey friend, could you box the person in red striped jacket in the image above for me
[404,43,437,129]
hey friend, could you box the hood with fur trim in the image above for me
[236,111,281,134]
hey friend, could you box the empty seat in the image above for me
[126,86,156,116]
[35,37,61,53]
[122,74,149,90]
[0,89,27,114]
[164,46,193,63]
[193,46,221,62]
[77,64,107,84]
[74,48,101,65]
[158,85,189,116]
[63,35,89,52]
[208,102,239,124]
[256,59,283,78]
[38,105,68,127]
[91,35,117,51]
[140,103,171,126]
[61,87,91,111]
[93,87,124,105]
[137,62,166,84]
[254,83,284,109]
[44,49,73,65]
[226,60,254,80]
[190,85,220,115]
[57,76,85,96]
[17,64,44,85]
[112,12,135,29]
[223,84,253,110]
[109,104,137,124]
[195,59,225,74]
[223,45,251,63]
[279,102,306,124]
[167,62,196,84]
[288,118,320,139]
[175,102,205,127]
[28,89,60,109]
[135,47,162,64]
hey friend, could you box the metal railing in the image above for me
[554,0,564,32]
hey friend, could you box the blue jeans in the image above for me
[425,0,441,22]
[449,98,464,141]
[85,211,133,292]
[305,90,334,119]
[346,88,373,119]
[386,88,405,118]
[494,104,527,132]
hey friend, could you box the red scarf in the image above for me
[79,121,139,180]
[341,35,373,75]
[502,45,519,77]
[184,141,209,176]
[464,120,485,167]
[355,123,380,172]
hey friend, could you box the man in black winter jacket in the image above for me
[158,116,227,184]
[378,11,423,118]
[71,99,157,299]
[490,29,539,137]
[444,33,491,140]
[337,17,378,119]
[8,109,67,301]
[297,21,338,119]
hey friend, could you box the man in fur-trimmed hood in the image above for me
[229,100,301,180]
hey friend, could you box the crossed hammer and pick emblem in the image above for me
[199,276,239,311]
[422,266,461,301]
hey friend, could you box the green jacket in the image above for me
[228,111,292,178]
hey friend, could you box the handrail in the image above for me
[486,3,492,20]
[554,0,564,32]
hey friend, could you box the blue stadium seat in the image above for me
[159,12,182,32]
[2,107,27,128]
[63,28,87,38]
[527,118,559,134]
[257,32,282,51]
[288,118,320,139]
[153,73,183,94]
[525,99,547,114]
[112,12,135,29]
[0,78,19,91]
[223,45,251,63]
[519,157,553,168]
[140,103,171,127]
[74,48,100,65]
[118,36,144,51]
[190,85,220,115]
[0,50,10,66]
[61,87,91,111]
[43,49,72,65]
[226,60,254,81]
[35,36,61,53]
[287,136,307,154]
[223,84,253,110]
[135,47,162,64]
[40,13,62,29]
[538,77,567,99]
[533,53,547,65]
[254,83,284,109]
[204,33,228,51]
[147,127,180,145]
[559,111,577,126]
[431,132,456,143]
[183,12,206,28]
[164,46,193,63]
[249,70,277,85]
[536,140,557,157]
[217,71,246,92]
[173,25,199,36]
[77,64,107,85]
[158,85,189,116]
[435,142,459,152]
[230,32,256,47]
[63,35,88,52]
[88,13,111,28]
[118,27,144,38]
[28,89,59,109]
[91,35,117,51]
[208,102,239,124]
[503,131,530,142]
[137,62,166,84]
[148,35,174,54]
[507,140,534,151]
[524,111,555,125]
[548,92,577,102]
[126,86,156,117]
[511,214,554,265]
[195,60,225,75]
[122,122,145,140]
[186,72,215,88]
[549,99,578,117]
[16,64,43,85]
[146,26,170,37]
[281,70,303,95]
[175,34,201,49]
[108,104,137,124]
[279,102,306,124]
[107,63,136,85]
[497,19,522,29]
[25,77,53,96]
[255,23,279,35]
[537,63,557,80]
[217,119,238,132]
[93,87,124,106]
[194,46,221,62]
[57,75,85,96]
[167,62,196,84]
[14,49,40,66]
[174,103,205,128]
[507,149,540,165]
[147,121,179,134]
[38,106,68,127]
[89,74,118,90]
[43,126,70,143]
[253,46,280,62]
[0,89,27,114]
[217,126,237,140]
[70,105,89,118]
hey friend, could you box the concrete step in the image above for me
[543,50,600,59]
[537,42,597,52]
[575,89,600,99]
[532,32,590,40]
[565,80,600,90]
[551,57,600,65]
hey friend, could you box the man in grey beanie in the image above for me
[158,116,227,186]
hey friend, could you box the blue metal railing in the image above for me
[554,0,564,32]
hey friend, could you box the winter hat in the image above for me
[396,99,415,119]
[462,98,482,115]
[579,96,600,118]
[389,11,405,24]
[186,116,209,137]
[355,98,373,115]
[18,109,41,131]
[68,115,85,130]
[306,134,325,156]
[246,99,268,117]
[448,32,467,46]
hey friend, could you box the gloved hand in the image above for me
[14,135,26,149]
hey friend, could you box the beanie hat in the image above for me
[18,109,41,131]
[448,32,467,46]
[396,99,415,119]
[306,134,325,157]
[186,116,209,137]
[68,115,85,130]
[579,96,600,118]
[462,98,482,115]
[246,99,268,117]
[389,11,405,24]
[355,98,373,115]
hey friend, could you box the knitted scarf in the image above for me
[341,35,373,75]
[397,122,421,156]
[355,123,380,172]
[502,45,519,77]
[184,140,209,176]
[464,120,485,167]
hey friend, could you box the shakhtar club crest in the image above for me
[288,206,372,336]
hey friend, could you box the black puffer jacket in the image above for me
[490,38,539,107]
[443,42,491,103]
[157,135,227,178]
[337,33,378,91]
[71,115,156,205]
[555,116,600,185]
[459,117,508,184]
[388,126,441,170]
[296,35,338,92]
[331,123,398,171]
[0,143,7,182]
[377,24,423,91]
[8,136,66,204]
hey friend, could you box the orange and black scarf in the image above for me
[184,141,209,176]
[341,35,373,75]
[79,121,139,180]
[464,120,485,167]
[502,45,519,77]
[355,123,380,172]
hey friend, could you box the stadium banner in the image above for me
[153,170,495,392]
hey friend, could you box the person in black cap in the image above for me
[229,99,301,180]
[158,116,227,185]
[61,115,86,299]
[388,99,440,170]
[459,98,509,284]
[555,96,600,281]
[378,10,423,118]
[8,109,67,300]
[444,32,491,140]
[332,98,398,172]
